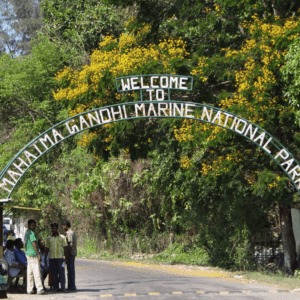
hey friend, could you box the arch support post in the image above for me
[280,204,297,275]
[0,204,7,298]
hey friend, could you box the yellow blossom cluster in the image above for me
[192,15,300,124]
[190,58,208,82]
[247,171,258,186]
[53,22,189,148]
[247,171,280,188]
[78,132,98,147]
[201,150,246,176]
[54,27,188,104]
[174,120,221,143]
[271,175,281,188]
[180,156,192,169]
[183,14,300,177]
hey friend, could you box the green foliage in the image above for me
[153,242,209,266]
[41,0,134,66]
[281,36,300,123]
[1,0,300,274]
[0,36,69,144]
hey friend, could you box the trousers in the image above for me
[49,258,65,290]
[26,256,43,293]
[67,256,76,290]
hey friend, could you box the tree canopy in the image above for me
[1,0,300,273]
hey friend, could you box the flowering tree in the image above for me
[173,8,300,273]
[50,2,300,272]
[2,0,300,271]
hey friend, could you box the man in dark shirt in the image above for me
[62,220,77,292]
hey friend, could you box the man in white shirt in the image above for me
[4,240,26,291]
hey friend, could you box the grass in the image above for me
[233,270,300,290]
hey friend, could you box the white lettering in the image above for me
[201,107,213,122]
[146,89,154,101]
[65,120,79,134]
[13,158,29,173]
[32,142,43,155]
[230,117,237,130]
[173,103,183,117]
[288,165,300,180]
[88,112,101,126]
[185,104,194,118]
[275,149,289,160]
[223,112,233,127]
[130,77,139,90]
[121,78,130,91]
[147,103,157,116]
[179,77,188,90]
[150,76,159,88]
[158,103,168,116]
[111,106,123,121]
[212,111,222,125]
[99,109,112,123]
[79,116,90,130]
[262,137,272,154]
[281,158,294,171]
[169,77,178,89]
[52,129,64,143]
[156,89,164,101]
[253,132,266,146]
[0,177,14,192]
[24,151,37,164]
[235,119,248,134]
[160,76,168,88]
[135,103,145,116]
[244,124,258,140]
[295,178,300,188]
[39,134,55,150]
[141,77,149,89]
[8,170,22,183]
[122,105,128,118]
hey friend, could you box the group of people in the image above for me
[4,219,77,295]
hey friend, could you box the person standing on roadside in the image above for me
[45,223,68,292]
[62,220,77,292]
[24,219,46,295]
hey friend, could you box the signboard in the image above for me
[1,75,300,198]
[115,75,193,101]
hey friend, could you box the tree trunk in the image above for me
[280,205,297,275]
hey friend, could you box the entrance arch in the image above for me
[1,100,300,199]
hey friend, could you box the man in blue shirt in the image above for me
[13,238,27,290]
[14,238,27,268]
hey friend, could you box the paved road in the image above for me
[7,258,300,299]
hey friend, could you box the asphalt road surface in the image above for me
[7,258,300,300]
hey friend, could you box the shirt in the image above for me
[39,250,49,269]
[2,225,7,247]
[13,248,27,267]
[45,234,67,259]
[66,228,77,256]
[4,249,20,277]
[25,229,37,257]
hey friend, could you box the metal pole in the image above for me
[0,204,7,298]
